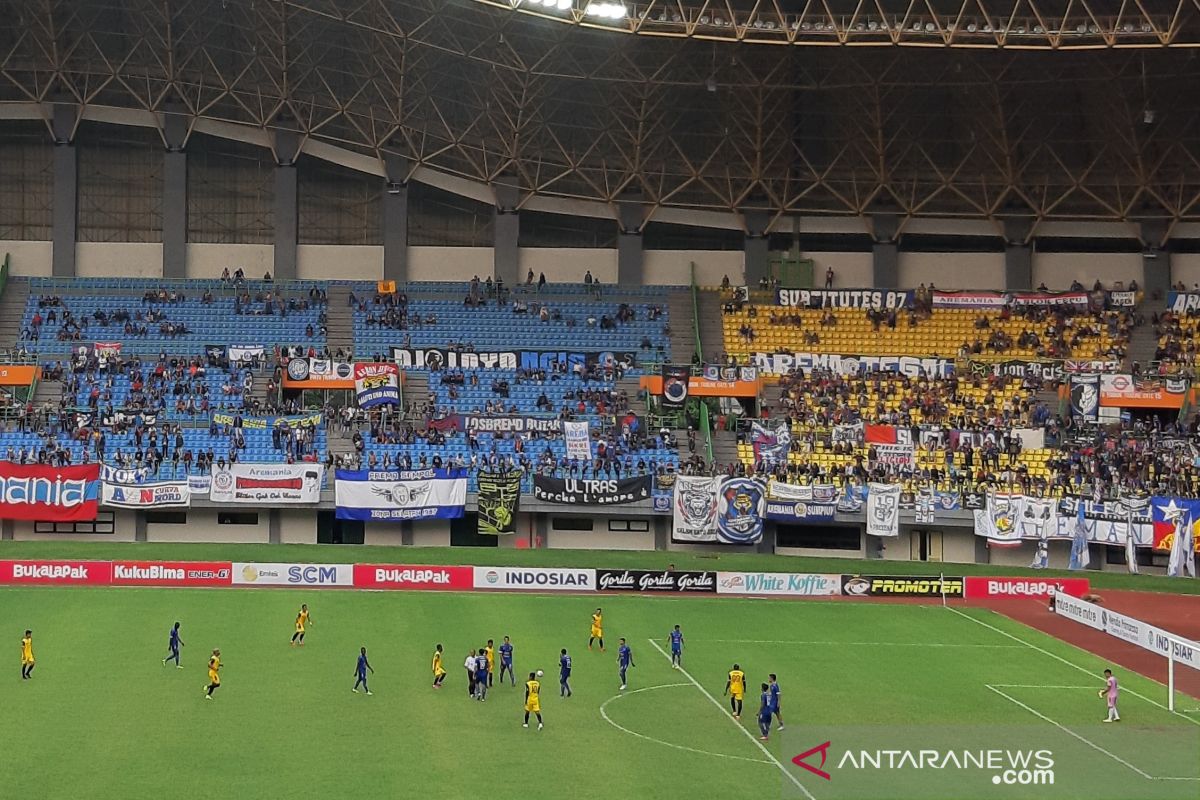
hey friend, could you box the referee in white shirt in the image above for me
[465,649,478,698]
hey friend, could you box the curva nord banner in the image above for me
[0,462,100,521]
[477,470,522,534]
[101,481,190,509]
[533,475,651,506]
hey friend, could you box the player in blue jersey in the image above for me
[559,648,573,697]
[768,673,784,730]
[352,647,374,695]
[474,646,489,701]
[498,636,515,686]
[757,683,773,741]
[617,638,635,690]
[668,625,684,668]
[162,621,185,668]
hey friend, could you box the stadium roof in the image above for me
[2,0,1200,225]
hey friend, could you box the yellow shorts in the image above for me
[295,624,305,633]
[525,701,540,713]
[591,628,602,639]
[208,672,221,685]
[21,657,34,666]
[732,692,744,701]
[434,668,446,677]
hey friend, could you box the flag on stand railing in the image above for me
[1068,502,1091,571]
[1167,513,1197,578]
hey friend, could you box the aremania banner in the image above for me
[477,470,521,534]
[0,462,100,521]
[563,420,592,461]
[764,499,836,523]
[101,481,190,508]
[334,468,467,522]
[210,464,324,504]
[354,363,400,408]
[672,475,719,543]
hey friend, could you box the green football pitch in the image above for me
[3,585,1198,800]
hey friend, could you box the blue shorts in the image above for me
[476,672,488,683]
[501,661,512,670]
[671,647,681,654]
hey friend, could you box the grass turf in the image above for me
[0,540,1196,594]
[2,586,1198,800]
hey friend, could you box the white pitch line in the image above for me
[599,683,772,765]
[697,639,1022,649]
[989,684,1096,690]
[987,684,1200,782]
[946,606,1200,728]
[647,638,816,800]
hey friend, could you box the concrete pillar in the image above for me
[268,508,282,544]
[400,519,414,546]
[134,511,148,542]
[616,194,645,285]
[1003,218,1035,291]
[51,103,78,277]
[1140,220,1172,302]
[870,213,900,288]
[743,209,770,286]
[1,519,12,540]
[653,513,668,550]
[382,153,409,283]
[272,129,300,281]
[493,182,520,286]
[162,108,188,279]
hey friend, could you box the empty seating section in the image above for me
[722,306,1129,362]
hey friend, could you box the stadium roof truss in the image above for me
[1,0,1199,227]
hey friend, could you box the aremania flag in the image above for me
[1068,502,1091,571]
[563,420,592,461]
[1120,493,1149,575]
[865,483,900,538]
[1167,513,1197,578]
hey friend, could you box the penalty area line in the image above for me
[647,638,816,800]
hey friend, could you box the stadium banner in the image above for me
[111,561,232,587]
[716,572,842,596]
[750,420,791,465]
[752,352,953,378]
[93,341,122,356]
[1054,594,1200,672]
[210,410,322,430]
[973,493,1025,545]
[764,499,836,523]
[596,569,717,593]
[866,483,901,538]
[204,344,226,360]
[533,475,651,506]
[334,468,467,521]
[978,359,1064,382]
[0,559,112,585]
[473,566,596,592]
[563,420,592,461]
[1099,374,1188,409]
[227,344,266,362]
[841,575,965,598]
[477,470,522,534]
[0,365,40,385]
[672,475,719,542]
[775,288,912,309]
[232,562,355,588]
[1053,497,1153,546]
[100,464,150,484]
[1150,498,1200,552]
[1167,291,1200,314]
[661,365,691,409]
[187,474,212,496]
[930,290,1007,309]
[353,363,400,408]
[390,347,637,373]
[1109,290,1137,307]
[702,364,759,382]
[1011,291,1089,308]
[963,576,1090,600]
[1063,358,1122,374]
[463,415,561,434]
[283,357,355,388]
[716,477,766,544]
[101,481,190,508]
[353,564,473,590]
[1069,374,1100,421]
[0,462,100,521]
[767,481,838,504]
[210,464,324,504]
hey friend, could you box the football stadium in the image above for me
[2,1,1200,798]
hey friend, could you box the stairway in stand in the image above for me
[0,276,31,353]
[324,285,356,357]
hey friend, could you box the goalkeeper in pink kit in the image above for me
[1099,669,1120,722]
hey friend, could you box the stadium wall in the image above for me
[802,251,873,287]
[3,241,52,276]
[10,511,137,542]
[519,248,618,284]
[898,252,1003,291]
[547,528,655,551]
[296,245,382,281]
[146,509,269,544]
[408,246,493,281]
[644,250,743,286]
[1171,253,1200,286]
[76,242,164,278]
[1033,253,1141,289]
[186,243,274,278]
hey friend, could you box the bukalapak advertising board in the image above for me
[595,569,717,593]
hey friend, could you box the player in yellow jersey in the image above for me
[291,604,311,646]
[588,607,604,651]
[20,629,34,680]
[204,649,222,699]
[523,671,543,730]
[431,643,447,688]
[485,639,496,687]
[724,663,746,718]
